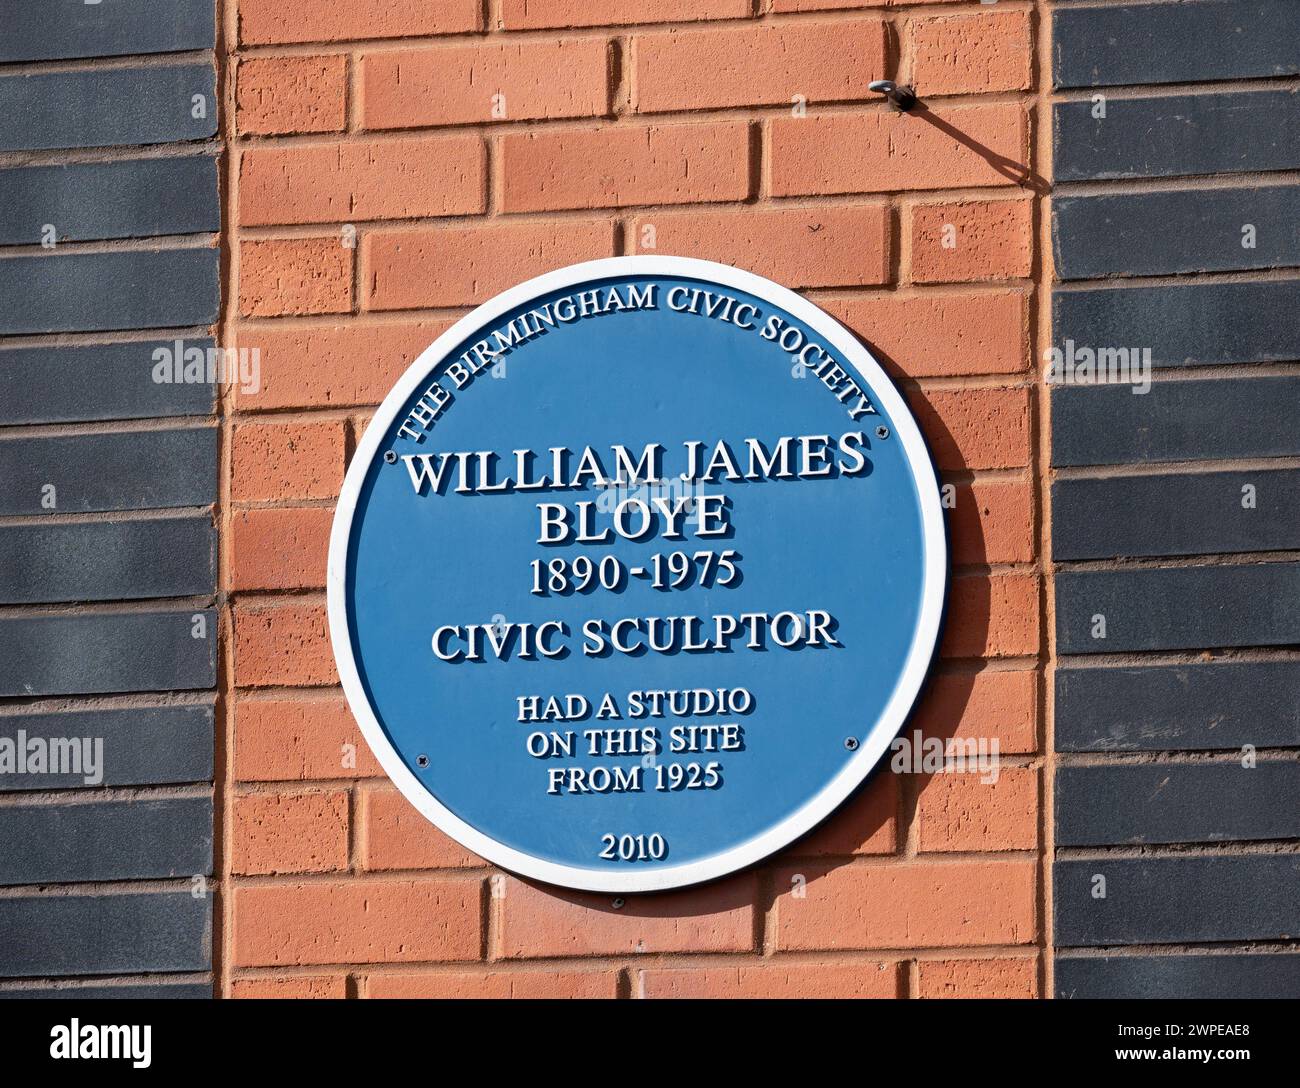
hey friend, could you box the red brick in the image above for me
[817,290,1029,379]
[630,205,888,288]
[773,0,967,9]
[366,970,617,998]
[231,418,346,502]
[501,0,748,29]
[231,790,350,875]
[362,39,609,129]
[365,220,616,310]
[633,21,886,113]
[233,601,337,688]
[782,771,897,857]
[941,573,1040,659]
[234,696,384,781]
[772,860,1036,950]
[499,874,757,958]
[912,386,1031,470]
[239,238,352,319]
[913,669,1038,757]
[361,789,483,870]
[916,766,1038,852]
[501,122,750,212]
[231,507,332,592]
[639,962,901,998]
[909,9,1034,97]
[909,198,1033,284]
[917,955,1039,998]
[949,477,1035,566]
[233,878,484,966]
[240,136,484,227]
[237,56,347,136]
[770,103,1029,196]
[351,411,375,443]
[230,975,347,999]
[233,321,449,411]
[239,0,480,45]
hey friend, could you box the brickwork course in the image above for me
[0,0,219,998]
[0,0,1295,999]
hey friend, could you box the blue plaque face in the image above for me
[329,257,947,891]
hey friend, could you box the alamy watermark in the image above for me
[0,731,104,785]
[151,338,261,395]
[1044,340,1151,394]
[889,730,1001,783]
[594,475,713,530]
[50,1020,151,1070]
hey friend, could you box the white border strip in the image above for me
[327,256,948,893]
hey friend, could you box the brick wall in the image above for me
[223,0,1048,999]
[0,0,219,997]
[5,0,1293,1000]
[1047,0,1300,998]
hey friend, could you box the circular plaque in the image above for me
[329,257,946,892]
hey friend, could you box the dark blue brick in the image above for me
[0,797,212,886]
[0,427,217,515]
[1057,763,1300,846]
[0,610,216,697]
[1056,662,1300,752]
[1054,0,1300,89]
[1053,281,1300,368]
[1052,469,1300,560]
[0,248,218,335]
[1054,186,1300,279]
[0,0,215,63]
[0,704,214,791]
[1052,376,1300,467]
[0,516,215,605]
[0,156,219,245]
[1054,854,1300,946]
[1057,563,1300,654]
[0,64,217,152]
[1054,89,1300,182]
[1056,953,1300,999]
[0,892,210,977]
[0,340,216,425]
[0,981,212,999]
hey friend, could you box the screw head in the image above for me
[844,737,860,751]
[611,897,626,909]
[875,425,890,440]
[384,450,397,464]
[868,81,918,112]
[416,754,429,768]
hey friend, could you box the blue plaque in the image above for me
[329,257,947,891]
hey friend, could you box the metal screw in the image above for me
[867,80,918,112]
[611,897,626,909]
[875,425,890,440]
[384,450,397,464]
[416,754,429,768]
[844,737,860,751]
